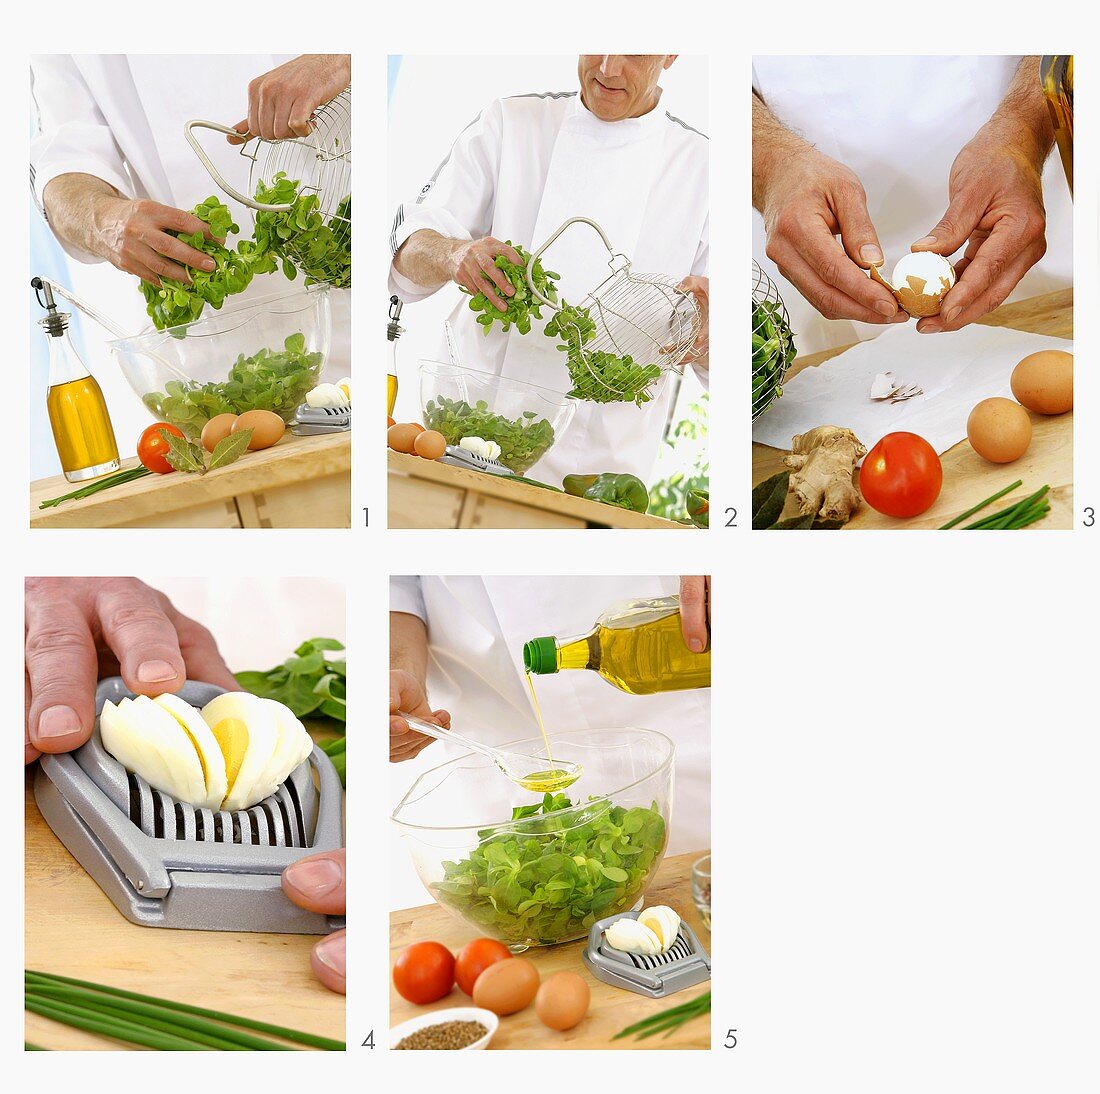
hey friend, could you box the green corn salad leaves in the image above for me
[235,637,346,727]
[423,395,555,474]
[434,792,666,946]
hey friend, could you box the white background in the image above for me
[8,3,1100,1091]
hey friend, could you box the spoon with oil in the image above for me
[397,711,581,792]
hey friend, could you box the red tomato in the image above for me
[137,423,185,475]
[392,941,455,1004]
[455,938,512,996]
[860,432,943,518]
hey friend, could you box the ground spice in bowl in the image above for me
[394,1020,488,1050]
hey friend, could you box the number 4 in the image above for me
[362,1030,375,1049]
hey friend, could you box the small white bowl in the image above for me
[389,1006,499,1051]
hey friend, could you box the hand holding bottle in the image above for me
[678,575,711,653]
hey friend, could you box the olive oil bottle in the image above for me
[35,279,119,482]
[1041,56,1073,196]
[523,595,710,695]
[387,294,403,417]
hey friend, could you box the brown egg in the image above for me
[535,972,590,1031]
[967,397,1032,464]
[1011,349,1073,415]
[200,413,238,452]
[232,409,286,450]
[472,957,539,1016]
[413,430,447,460]
[387,423,423,454]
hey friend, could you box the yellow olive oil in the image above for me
[387,371,398,417]
[1041,56,1073,196]
[520,670,580,791]
[47,375,119,481]
[523,595,710,694]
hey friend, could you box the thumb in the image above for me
[226,119,250,145]
[913,193,983,255]
[832,184,884,269]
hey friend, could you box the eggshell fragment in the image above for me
[233,409,286,450]
[967,397,1032,464]
[1011,350,1073,415]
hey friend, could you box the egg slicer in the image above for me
[438,446,514,476]
[33,678,345,935]
[185,88,351,286]
[291,403,351,436]
[582,910,711,998]
[526,217,701,402]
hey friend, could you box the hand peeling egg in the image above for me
[100,691,312,811]
[871,252,956,317]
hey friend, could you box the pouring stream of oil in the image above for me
[519,670,580,792]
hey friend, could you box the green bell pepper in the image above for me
[563,473,649,513]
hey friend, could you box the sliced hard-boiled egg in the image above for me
[638,905,682,952]
[305,383,350,409]
[254,697,313,800]
[100,695,208,806]
[201,692,280,811]
[604,917,663,956]
[153,693,227,811]
[336,376,352,404]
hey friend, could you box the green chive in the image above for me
[940,481,1023,529]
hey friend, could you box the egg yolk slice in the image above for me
[210,717,250,803]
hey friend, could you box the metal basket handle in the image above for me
[525,216,620,310]
[184,119,295,212]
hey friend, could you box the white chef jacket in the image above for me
[390,575,709,855]
[29,54,350,368]
[752,57,1073,356]
[388,91,709,482]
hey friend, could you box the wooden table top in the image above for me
[31,431,351,528]
[388,451,687,529]
[390,851,711,1050]
[752,290,1074,529]
[24,736,345,1050]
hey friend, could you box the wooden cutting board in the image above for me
[752,290,1073,530]
[388,451,688,530]
[24,739,345,1050]
[390,851,711,1050]
[30,431,351,529]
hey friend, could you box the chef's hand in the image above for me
[282,849,346,994]
[451,237,524,312]
[25,578,238,766]
[677,276,709,359]
[95,196,219,287]
[390,669,451,762]
[910,131,1048,334]
[679,576,711,653]
[229,54,351,144]
[759,148,904,325]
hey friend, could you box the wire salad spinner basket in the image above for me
[186,89,351,288]
[752,261,797,421]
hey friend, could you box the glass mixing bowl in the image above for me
[109,285,331,439]
[392,727,674,950]
[419,361,576,474]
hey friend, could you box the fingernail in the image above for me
[313,932,346,975]
[689,638,705,653]
[137,659,177,683]
[203,259,215,271]
[875,300,897,318]
[37,705,82,740]
[914,236,937,248]
[944,306,962,324]
[284,856,343,900]
[860,244,883,265]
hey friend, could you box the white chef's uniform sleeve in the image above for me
[690,212,710,389]
[390,576,427,624]
[30,56,134,264]
[388,99,504,301]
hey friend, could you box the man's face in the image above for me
[577,55,677,121]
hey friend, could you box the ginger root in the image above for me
[784,426,866,522]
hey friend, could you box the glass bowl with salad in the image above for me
[391,727,674,951]
[109,285,331,439]
[418,361,575,475]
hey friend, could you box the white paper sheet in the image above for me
[752,322,1071,455]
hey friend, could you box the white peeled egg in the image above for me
[201,692,282,811]
[604,917,663,955]
[638,905,682,952]
[891,251,955,296]
[255,698,313,797]
[100,696,208,806]
[152,693,228,811]
[305,383,350,409]
[336,377,352,404]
